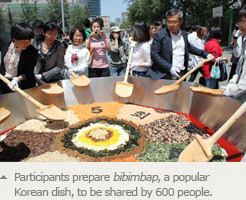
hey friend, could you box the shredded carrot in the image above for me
[68,102,124,122]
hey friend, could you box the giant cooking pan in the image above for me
[0,77,245,155]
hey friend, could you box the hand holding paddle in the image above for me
[115,37,137,98]
[0,74,66,121]
[179,100,246,162]
[154,56,214,95]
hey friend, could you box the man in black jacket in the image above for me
[147,9,211,80]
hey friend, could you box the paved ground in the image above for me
[189,47,233,87]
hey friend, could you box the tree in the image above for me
[0,9,11,35]
[127,0,173,25]
[120,19,132,29]
[175,0,244,45]
[8,7,13,27]
[20,0,38,24]
[0,8,3,24]
[0,8,5,34]
[68,4,90,29]
[110,22,116,27]
[45,0,69,28]
[173,0,241,26]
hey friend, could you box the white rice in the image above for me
[15,110,79,133]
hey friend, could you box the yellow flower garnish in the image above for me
[72,123,130,152]
[78,126,120,147]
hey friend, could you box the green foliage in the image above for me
[127,0,173,25]
[0,8,2,21]
[135,142,226,162]
[173,0,241,26]
[69,4,90,29]
[110,22,116,27]
[0,7,11,35]
[120,19,132,29]
[0,9,4,34]
[44,0,69,27]
[20,0,38,24]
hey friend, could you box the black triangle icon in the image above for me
[0,175,7,179]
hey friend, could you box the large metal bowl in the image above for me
[0,77,245,154]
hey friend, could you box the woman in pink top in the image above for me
[85,18,111,77]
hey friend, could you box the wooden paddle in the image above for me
[36,78,64,95]
[115,37,137,98]
[0,74,66,121]
[190,85,224,96]
[154,56,214,95]
[65,66,90,87]
[178,100,246,162]
[0,107,11,122]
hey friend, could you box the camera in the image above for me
[95,30,100,35]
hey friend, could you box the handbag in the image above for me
[218,60,228,82]
[210,59,220,79]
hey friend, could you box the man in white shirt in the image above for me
[147,9,211,80]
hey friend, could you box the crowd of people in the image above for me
[1,8,246,102]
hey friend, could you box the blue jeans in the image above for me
[205,78,217,89]
[110,66,126,76]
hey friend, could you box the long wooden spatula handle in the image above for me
[210,100,246,144]
[0,74,44,108]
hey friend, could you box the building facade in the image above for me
[96,15,110,31]
[121,12,127,23]
[0,0,101,17]
[78,0,100,17]
[1,0,81,3]
[115,18,121,26]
